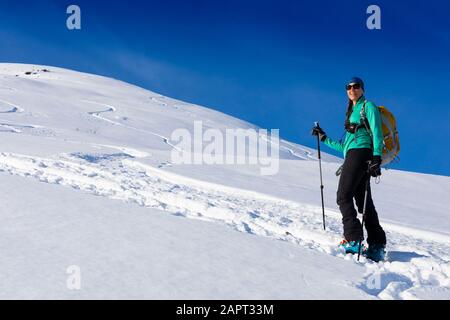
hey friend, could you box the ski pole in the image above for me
[314,121,326,231]
[357,161,371,261]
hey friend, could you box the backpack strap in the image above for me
[351,100,368,144]
[360,100,374,150]
[360,100,369,128]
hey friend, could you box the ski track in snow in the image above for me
[259,133,317,161]
[0,123,32,133]
[0,121,46,134]
[0,98,25,114]
[83,100,181,152]
[146,95,214,125]
[150,96,168,107]
[0,99,51,134]
[0,151,449,300]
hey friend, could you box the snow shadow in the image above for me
[70,152,134,163]
[0,107,19,113]
[386,251,428,262]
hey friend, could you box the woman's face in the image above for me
[346,84,363,101]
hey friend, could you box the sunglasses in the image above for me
[346,83,362,90]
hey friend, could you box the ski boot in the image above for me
[363,244,386,262]
[339,239,363,254]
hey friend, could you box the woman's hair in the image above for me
[345,99,353,120]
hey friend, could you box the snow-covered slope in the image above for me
[0,63,449,299]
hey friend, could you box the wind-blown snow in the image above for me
[0,63,449,299]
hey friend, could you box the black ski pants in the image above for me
[337,148,386,245]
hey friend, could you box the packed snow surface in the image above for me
[0,63,449,299]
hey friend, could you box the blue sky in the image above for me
[1,0,449,176]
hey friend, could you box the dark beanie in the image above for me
[347,77,365,90]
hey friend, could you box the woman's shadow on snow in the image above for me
[387,251,428,262]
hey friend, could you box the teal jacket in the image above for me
[324,96,384,157]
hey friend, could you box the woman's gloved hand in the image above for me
[311,125,327,142]
[369,155,382,177]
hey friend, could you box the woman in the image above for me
[312,77,386,262]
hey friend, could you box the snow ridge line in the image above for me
[125,160,298,204]
[0,152,449,299]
